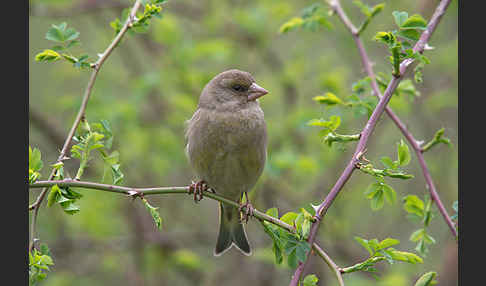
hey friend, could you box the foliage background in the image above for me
[29,0,458,285]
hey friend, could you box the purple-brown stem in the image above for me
[289,1,453,284]
[331,0,457,238]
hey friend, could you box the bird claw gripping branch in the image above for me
[189,180,210,203]
[238,192,254,223]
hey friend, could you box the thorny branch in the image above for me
[289,1,453,285]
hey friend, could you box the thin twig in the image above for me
[289,1,452,284]
[330,0,457,238]
[29,0,143,253]
[312,243,344,286]
[29,179,341,276]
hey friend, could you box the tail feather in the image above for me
[214,202,251,256]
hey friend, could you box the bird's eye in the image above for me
[232,84,247,92]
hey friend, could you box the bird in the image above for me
[185,69,268,256]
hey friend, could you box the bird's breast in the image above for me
[186,105,267,195]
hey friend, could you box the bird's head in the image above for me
[198,69,268,111]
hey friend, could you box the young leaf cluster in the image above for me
[111,1,165,35]
[374,11,430,77]
[29,244,54,285]
[301,274,319,286]
[353,1,385,35]
[421,128,452,152]
[345,236,422,275]
[348,74,421,119]
[140,196,163,230]
[414,271,438,286]
[403,195,436,256]
[308,95,362,146]
[279,3,332,34]
[375,72,421,98]
[29,147,44,184]
[358,140,414,210]
[261,207,315,269]
[46,162,83,215]
[348,78,379,118]
[71,119,123,184]
[35,22,91,69]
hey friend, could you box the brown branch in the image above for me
[30,179,342,276]
[29,0,143,253]
[312,243,344,286]
[329,0,457,238]
[289,1,453,284]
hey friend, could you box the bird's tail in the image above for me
[214,202,251,256]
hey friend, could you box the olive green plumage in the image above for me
[185,69,268,256]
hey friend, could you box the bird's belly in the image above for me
[187,110,266,199]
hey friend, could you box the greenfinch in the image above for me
[185,69,268,256]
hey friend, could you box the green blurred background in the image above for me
[29,0,458,285]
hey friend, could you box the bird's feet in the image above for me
[238,192,254,223]
[188,180,210,203]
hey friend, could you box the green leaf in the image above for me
[392,11,409,27]
[398,29,420,42]
[62,187,83,199]
[35,49,61,62]
[110,18,123,35]
[397,140,411,166]
[46,23,66,42]
[423,233,436,244]
[355,236,373,255]
[301,218,311,239]
[353,0,371,17]
[307,116,340,131]
[415,239,427,256]
[403,195,424,217]
[303,274,319,286]
[414,272,438,286]
[370,189,384,210]
[266,207,279,218]
[401,14,427,30]
[64,28,80,41]
[60,201,80,215]
[66,39,80,49]
[273,240,283,264]
[382,184,396,205]
[261,220,284,264]
[47,185,60,207]
[287,251,298,269]
[280,212,299,225]
[364,183,381,198]
[312,92,343,105]
[380,156,396,169]
[410,228,425,242]
[111,164,124,185]
[370,3,385,17]
[141,197,162,229]
[29,147,44,171]
[377,238,400,250]
[279,17,304,33]
[284,237,311,269]
[388,249,423,264]
[374,31,396,46]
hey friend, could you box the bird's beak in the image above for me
[247,83,268,101]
